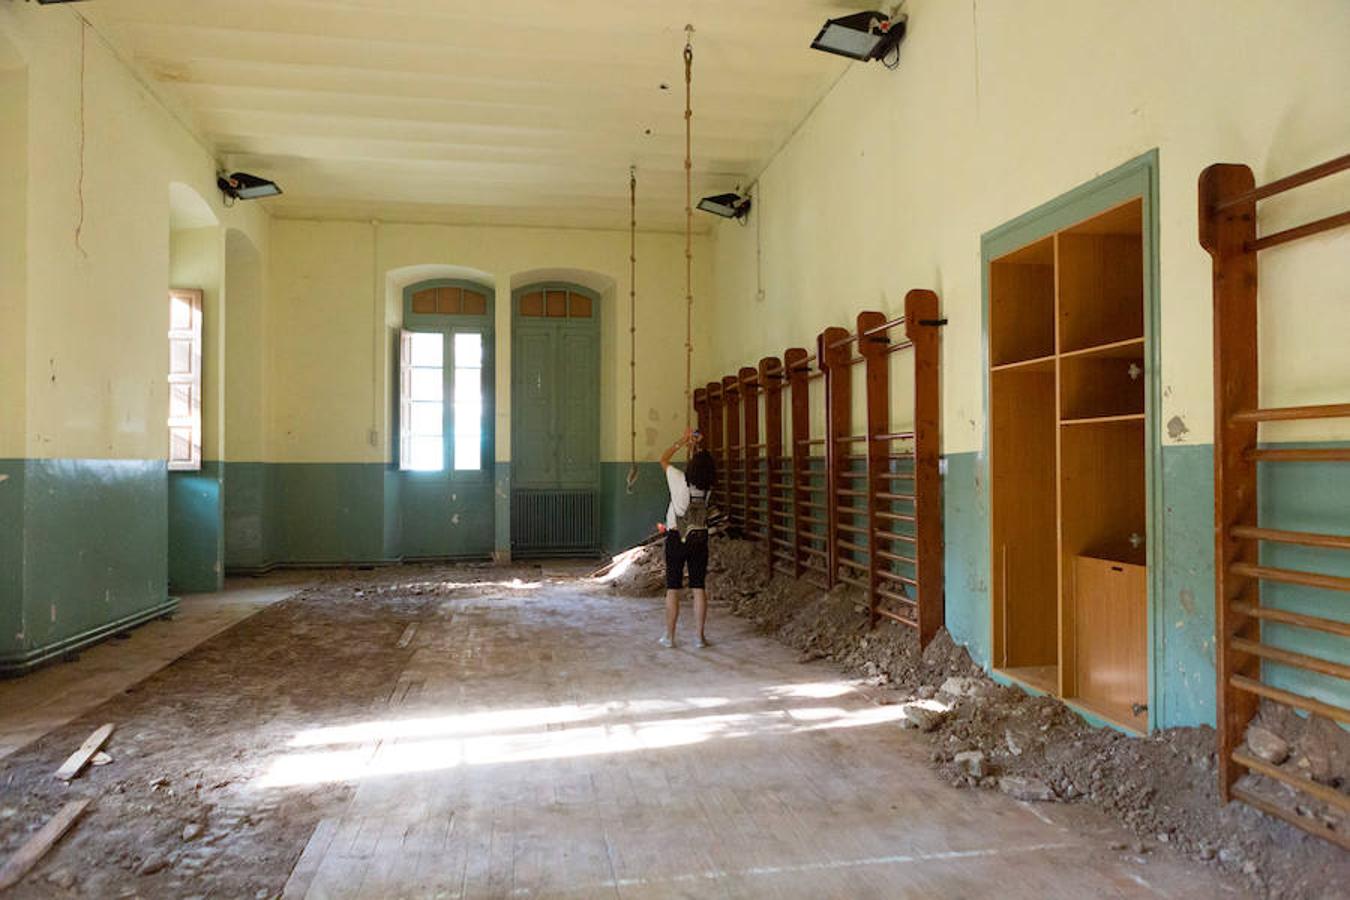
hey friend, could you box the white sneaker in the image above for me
[694,636,709,649]
[659,635,675,649]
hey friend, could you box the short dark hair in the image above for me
[687,450,716,492]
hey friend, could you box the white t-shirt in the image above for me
[665,465,707,530]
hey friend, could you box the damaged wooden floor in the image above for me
[266,575,1244,899]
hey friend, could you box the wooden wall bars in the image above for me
[1199,151,1350,849]
[696,290,946,647]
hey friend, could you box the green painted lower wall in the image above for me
[1,458,175,676]
[599,462,667,555]
[942,443,1350,731]
[223,462,276,572]
[0,460,25,656]
[168,461,223,593]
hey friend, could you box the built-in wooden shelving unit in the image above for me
[989,197,1149,732]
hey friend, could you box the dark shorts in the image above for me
[664,530,709,590]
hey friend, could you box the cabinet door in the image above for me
[512,325,557,487]
[1072,556,1148,726]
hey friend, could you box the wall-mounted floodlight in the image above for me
[33,1,91,5]
[697,192,751,221]
[810,12,906,63]
[216,172,283,201]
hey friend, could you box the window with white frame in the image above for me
[167,288,203,471]
[453,332,484,471]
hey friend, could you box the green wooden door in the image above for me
[511,284,601,554]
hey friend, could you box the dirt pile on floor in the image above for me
[689,536,1350,900]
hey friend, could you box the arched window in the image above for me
[399,279,494,474]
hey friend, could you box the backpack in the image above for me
[676,486,709,542]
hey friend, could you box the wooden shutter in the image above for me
[167,289,203,471]
[399,329,414,470]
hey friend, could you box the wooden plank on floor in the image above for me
[53,723,114,781]
[282,817,340,900]
[396,624,417,649]
[0,799,91,890]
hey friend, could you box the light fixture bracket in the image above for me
[810,11,907,63]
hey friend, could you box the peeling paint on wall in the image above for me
[1166,416,1189,442]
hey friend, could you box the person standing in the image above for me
[659,427,717,648]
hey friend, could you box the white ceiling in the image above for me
[88,0,863,232]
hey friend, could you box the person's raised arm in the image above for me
[660,427,700,471]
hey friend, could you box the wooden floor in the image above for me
[269,579,1243,899]
[0,576,305,762]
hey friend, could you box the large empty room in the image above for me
[0,1,1347,897]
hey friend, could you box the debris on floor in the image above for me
[603,535,1350,899]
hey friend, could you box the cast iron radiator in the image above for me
[511,489,598,557]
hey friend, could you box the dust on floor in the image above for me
[603,536,1349,899]
[0,564,553,898]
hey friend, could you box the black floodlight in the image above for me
[697,192,751,220]
[810,11,906,63]
[34,1,91,5]
[216,171,283,201]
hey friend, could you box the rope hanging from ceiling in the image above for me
[682,25,695,442]
[626,166,639,494]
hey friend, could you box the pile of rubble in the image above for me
[603,535,1349,898]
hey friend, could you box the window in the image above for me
[167,289,203,471]
[400,331,444,471]
[518,288,593,318]
[453,333,484,471]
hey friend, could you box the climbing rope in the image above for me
[626,166,639,494]
[683,25,695,442]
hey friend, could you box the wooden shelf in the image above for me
[1061,413,1145,426]
[998,665,1059,695]
[989,196,1149,735]
[990,354,1055,373]
[1059,336,1144,360]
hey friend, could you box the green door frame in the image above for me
[509,282,602,492]
[979,149,1163,733]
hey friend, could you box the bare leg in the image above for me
[693,588,708,642]
[665,589,681,642]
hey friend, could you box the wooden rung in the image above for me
[1230,786,1350,852]
[837,523,867,535]
[877,511,916,523]
[769,509,793,520]
[796,438,826,446]
[1230,637,1350,681]
[801,546,826,558]
[876,607,918,628]
[799,515,826,525]
[874,531,917,545]
[836,488,867,497]
[1230,526,1350,552]
[880,570,918,588]
[805,576,829,590]
[1249,209,1350,252]
[804,559,827,574]
[837,505,868,517]
[874,492,915,502]
[876,472,916,480]
[885,341,914,355]
[1230,672,1350,730]
[1213,153,1350,211]
[877,586,916,605]
[1230,562,1350,593]
[1230,601,1350,638]
[1248,447,1350,462]
[835,435,868,443]
[872,431,915,441]
[838,574,869,590]
[771,537,793,550]
[877,566,916,581]
[1231,403,1350,423]
[838,539,870,554]
[1232,751,1350,814]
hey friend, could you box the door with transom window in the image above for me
[511,284,600,555]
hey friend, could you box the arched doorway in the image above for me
[510,282,601,556]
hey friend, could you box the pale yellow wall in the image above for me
[708,0,1350,454]
[0,4,269,461]
[267,219,713,464]
[224,229,269,462]
[0,39,26,459]
[169,227,223,459]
